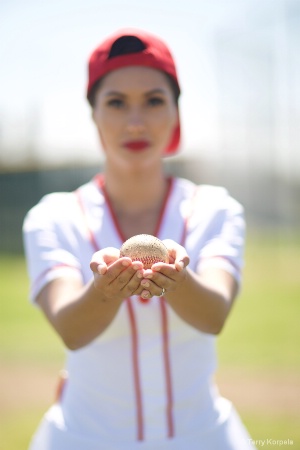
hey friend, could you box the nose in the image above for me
[126,107,146,134]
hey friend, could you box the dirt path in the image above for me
[1,363,299,418]
[216,368,300,416]
[0,363,61,417]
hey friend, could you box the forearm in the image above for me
[165,268,237,335]
[37,277,123,350]
[37,254,145,350]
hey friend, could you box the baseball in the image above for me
[120,234,169,269]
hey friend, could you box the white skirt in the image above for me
[28,398,256,450]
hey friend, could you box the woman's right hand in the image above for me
[90,248,144,301]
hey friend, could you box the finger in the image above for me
[90,259,107,274]
[174,255,189,272]
[146,265,182,291]
[121,269,144,296]
[140,278,171,298]
[90,257,130,277]
[140,289,152,300]
[90,247,121,274]
[104,258,137,284]
[162,239,190,272]
[96,263,108,276]
[93,260,144,300]
[107,259,145,291]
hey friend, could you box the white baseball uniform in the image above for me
[23,175,255,449]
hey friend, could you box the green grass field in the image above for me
[1,230,299,449]
[218,231,300,369]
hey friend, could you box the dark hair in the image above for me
[108,35,146,57]
[87,35,180,107]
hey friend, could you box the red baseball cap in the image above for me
[87,29,181,155]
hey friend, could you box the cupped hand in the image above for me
[139,239,190,299]
[90,248,144,301]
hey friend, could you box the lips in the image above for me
[123,140,150,151]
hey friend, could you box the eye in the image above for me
[107,98,125,109]
[147,96,165,107]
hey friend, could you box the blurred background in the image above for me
[0,0,299,449]
[1,0,300,251]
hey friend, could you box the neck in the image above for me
[101,164,170,238]
[103,164,168,214]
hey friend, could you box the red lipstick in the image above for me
[124,140,150,151]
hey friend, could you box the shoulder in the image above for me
[174,177,243,213]
[23,177,99,230]
[24,192,76,225]
[196,184,243,214]
[172,177,197,195]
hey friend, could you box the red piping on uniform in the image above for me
[75,181,145,441]
[160,297,175,438]
[75,189,99,252]
[126,299,144,441]
[96,173,177,439]
[71,177,240,443]
[179,185,198,246]
[96,173,173,307]
[95,174,173,244]
[81,174,182,441]
[55,370,68,403]
[97,173,177,439]
[153,177,173,237]
[95,175,125,244]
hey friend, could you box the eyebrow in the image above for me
[104,90,125,97]
[104,88,167,97]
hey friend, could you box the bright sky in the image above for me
[0,0,266,166]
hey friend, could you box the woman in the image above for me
[23,28,255,449]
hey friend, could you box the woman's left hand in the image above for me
[139,239,190,299]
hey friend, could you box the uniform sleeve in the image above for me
[196,188,246,285]
[23,193,83,303]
